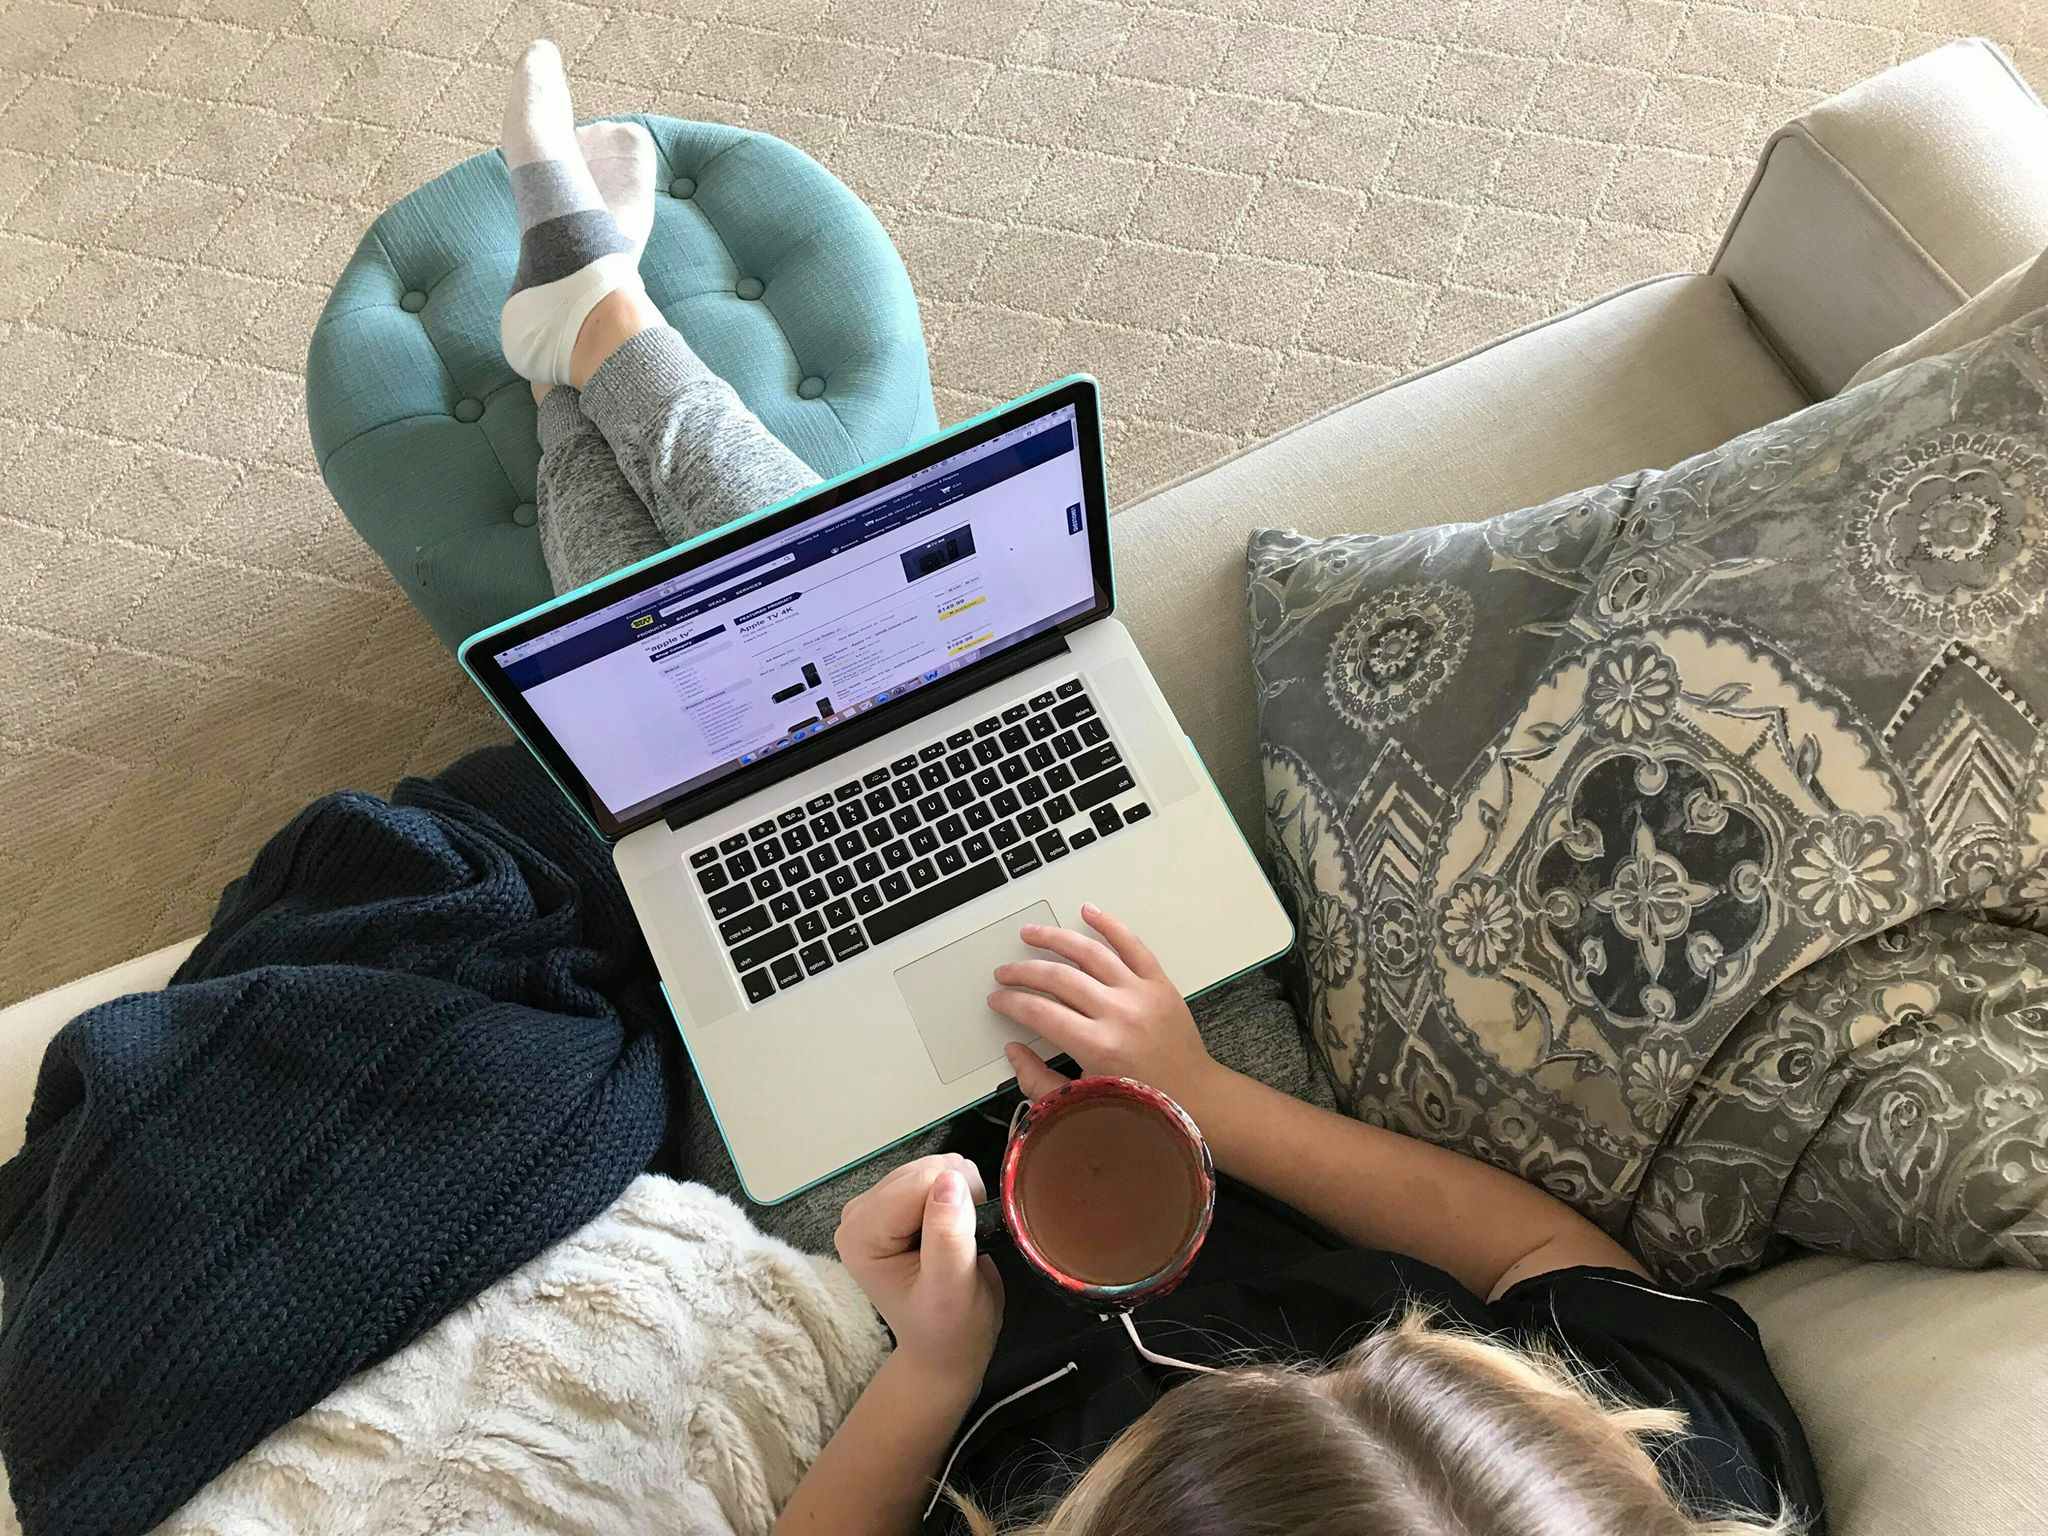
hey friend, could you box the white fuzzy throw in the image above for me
[151,1176,890,1535]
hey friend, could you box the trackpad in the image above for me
[896,902,1060,1084]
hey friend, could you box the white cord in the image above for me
[923,1361,1079,1520]
[1118,1310,1222,1376]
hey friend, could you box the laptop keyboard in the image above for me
[686,678,1151,1005]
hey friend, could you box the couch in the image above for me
[4,39,2045,1536]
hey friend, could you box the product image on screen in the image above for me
[492,405,1097,822]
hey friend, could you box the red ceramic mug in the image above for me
[974,1075,1216,1307]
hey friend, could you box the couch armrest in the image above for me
[1711,39,2048,398]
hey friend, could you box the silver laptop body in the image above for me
[463,377,1291,1202]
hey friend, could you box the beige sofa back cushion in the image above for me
[1722,1256,2048,1535]
[1847,248,2048,389]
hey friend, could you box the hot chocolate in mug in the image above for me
[973,1075,1215,1307]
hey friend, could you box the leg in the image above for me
[575,309,821,551]
[533,384,667,593]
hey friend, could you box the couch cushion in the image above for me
[1848,247,2048,389]
[1721,1256,2048,1535]
[1113,273,1808,839]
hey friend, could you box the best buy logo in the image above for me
[632,615,654,628]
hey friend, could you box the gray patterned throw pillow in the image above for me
[1247,307,2048,1284]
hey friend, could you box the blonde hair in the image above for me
[951,1309,1800,1536]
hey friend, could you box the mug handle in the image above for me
[972,1198,1007,1255]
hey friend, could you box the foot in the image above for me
[499,40,644,386]
[576,120,656,257]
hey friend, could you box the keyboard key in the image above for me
[999,725,1029,754]
[1026,713,1056,741]
[1069,828,1097,849]
[742,968,776,1004]
[971,767,1002,796]
[1056,679,1084,698]
[887,807,917,837]
[708,884,751,920]
[1071,743,1122,781]
[797,911,827,941]
[756,834,784,866]
[1045,793,1075,823]
[973,739,1003,766]
[936,844,966,875]
[778,807,806,828]
[947,729,975,750]
[945,781,975,810]
[1091,803,1124,836]
[893,776,921,804]
[1052,730,1081,758]
[863,766,891,788]
[779,857,808,886]
[999,757,1029,785]
[806,793,834,815]
[1018,777,1048,806]
[919,742,946,763]
[750,870,781,900]
[908,858,937,888]
[1017,806,1049,837]
[726,849,757,879]
[732,923,797,971]
[813,810,841,838]
[830,925,870,962]
[1052,695,1097,728]
[883,841,912,870]
[799,941,834,976]
[808,844,838,873]
[881,870,911,902]
[835,830,865,860]
[865,821,893,850]
[991,820,1020,849]
[1079,718,1109,746]
[696,864,730,895]
[853,884,883,914]
[1003,843,1042,877]
[974,716,1002,736]
[797,878,828,907]
[937,813,967,843]
[1029,690,1056,710]
[749,820,777,841]
[892,754,919,775]
[1124,802,1152,824]
[916,792,947,820]
[689,846,720,869]
[963,831,993,862]
[834,782,864,802]
[1037,829,1068,861]
[1072,766,1134,813]
[825,897,856,928]
[771,954,805,989]
[842,798,870,825]
[965,801,995,830]
[864,857,1008,946]
[720,832,749,855]
[770,891,800,922]
[920,763,949,792]
[991,787,1022,818]
[910,827,939,856]
[855,852,885,882]
[1023,744,1053,774]
[865,788,894,815]
[1045,764,1076,794]
[784,824,814,853]
[945,751,975,777]
[1001,703,1030,724]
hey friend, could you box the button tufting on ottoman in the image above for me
[306,116,938,650]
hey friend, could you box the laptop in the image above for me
[461,376,1292,1203]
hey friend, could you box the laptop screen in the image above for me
[486,399,1099,826]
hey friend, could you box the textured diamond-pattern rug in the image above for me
[1,0,2038,1003]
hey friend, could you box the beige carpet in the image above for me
[1,0,2039,1004]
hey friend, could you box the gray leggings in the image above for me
[538,327,1327,1251]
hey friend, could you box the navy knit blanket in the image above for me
[0,746,675,1536]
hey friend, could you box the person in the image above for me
[494,43,1824,1536]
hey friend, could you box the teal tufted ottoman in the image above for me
[307,117,937,650]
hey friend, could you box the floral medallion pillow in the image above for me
[1247,306,2048,1281]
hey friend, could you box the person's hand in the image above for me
[834,1154,1003,1390]
[989,904,1219,1108]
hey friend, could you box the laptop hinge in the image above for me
[663,628,1074,834]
